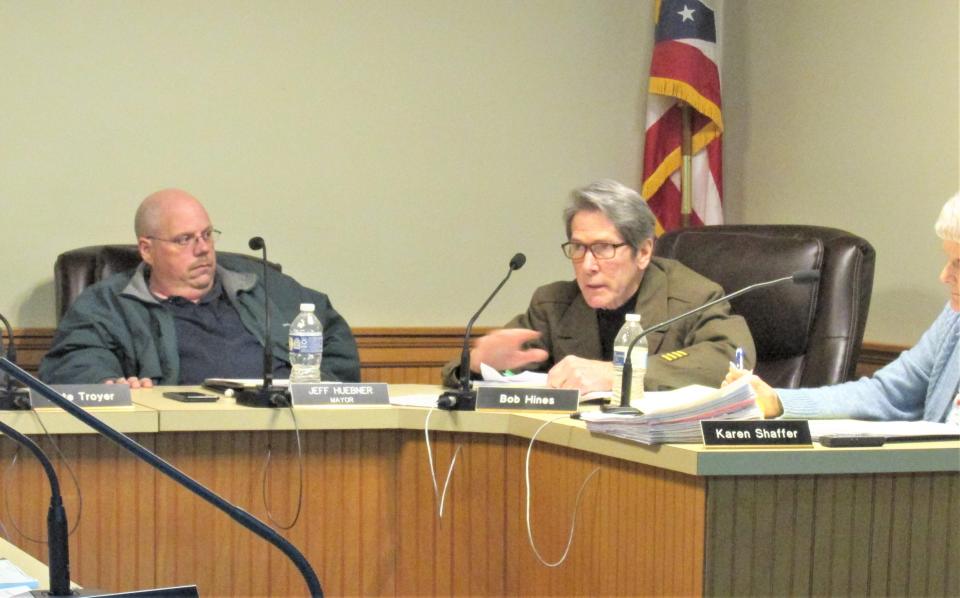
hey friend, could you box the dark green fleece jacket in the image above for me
[40,254,360,384]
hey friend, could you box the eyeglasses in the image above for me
[147,228,221,249]
[560,241,628,260]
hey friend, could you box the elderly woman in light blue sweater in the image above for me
[726,193,960,423]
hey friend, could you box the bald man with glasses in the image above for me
[442,180,755,393]
[40,189,360,386]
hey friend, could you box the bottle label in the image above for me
[613,347,647,368]
[613,349,627,367]
[289,333,323,354]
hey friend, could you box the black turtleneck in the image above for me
[596,289,640,360]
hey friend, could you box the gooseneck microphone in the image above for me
[0,358,323,597]
[439,253,526,411]
[0,420,72,596]
[235,236,291,408]
[605,269,822,415]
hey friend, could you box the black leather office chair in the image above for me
[653,225,875,388]
[54,245,279,323]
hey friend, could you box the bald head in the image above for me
[135,189,217,301]
[134,189,207,239]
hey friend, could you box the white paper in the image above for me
[478,363,548,385]
[388,394,439,408]
[0,558,38,590]
[203,378,291,388]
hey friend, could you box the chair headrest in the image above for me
[658,230,823,358]
[54,245,281,322]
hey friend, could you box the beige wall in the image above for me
[1,1,957,347]
[0,0,651,330]
[724,0,959,344]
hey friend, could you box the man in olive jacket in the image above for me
[40,189,359,386]
[442,180,754,393]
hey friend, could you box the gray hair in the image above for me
[563,179,656,251]
[935,192,960,242]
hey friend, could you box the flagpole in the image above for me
[680,102,692,228]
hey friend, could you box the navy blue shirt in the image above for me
[161,277,290,384]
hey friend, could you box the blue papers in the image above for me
[0,558,39,590]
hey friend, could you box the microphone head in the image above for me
[792,269,820,284]
[248,236,265,251]
[509,253,526,270]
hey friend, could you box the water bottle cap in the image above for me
[625,313,641,322]
[299,303,315,312]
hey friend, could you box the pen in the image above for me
[734,347,745,370]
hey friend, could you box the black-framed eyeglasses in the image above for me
[147,227,221,249]
[560,241,628,260]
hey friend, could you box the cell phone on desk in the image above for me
[163,391,219,403]
[819,434,886,447]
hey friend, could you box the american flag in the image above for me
[641,0,723,233]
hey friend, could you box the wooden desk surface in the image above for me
[0,401,157,435]
[135,384,960,477]
[3,384,957,477]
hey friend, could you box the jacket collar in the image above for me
[552,261,669,359]
[121,263,256,304]
[632,262,669,353]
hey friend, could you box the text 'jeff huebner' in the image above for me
[713,427,799,440]
[499,393,555,406]
[307,385,372,396]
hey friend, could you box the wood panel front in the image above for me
[0,433,158,592]
[1,428,706,596]
[705,473,960,597]
[4,424,958,596]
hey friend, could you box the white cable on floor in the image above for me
[525,415,601,567]
[424,407,463,519]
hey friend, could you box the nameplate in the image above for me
[290,383,389,406]
[476,386,579,413]
[30,384,133,409]
[701,420,812,447]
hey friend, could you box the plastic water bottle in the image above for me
[611,313,647,406]
[289,303,323,382]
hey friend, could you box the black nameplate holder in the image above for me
[701,419,812,448]
[30,384,133,409]
[290,383,389,406]
[476,386,579,413]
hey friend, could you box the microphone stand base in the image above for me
[0,386,31,410]
[437,389,476,411]
[235,386,291,408]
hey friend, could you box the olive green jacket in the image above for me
[442,257,755,390]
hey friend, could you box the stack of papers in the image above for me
[579,376,759,444]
